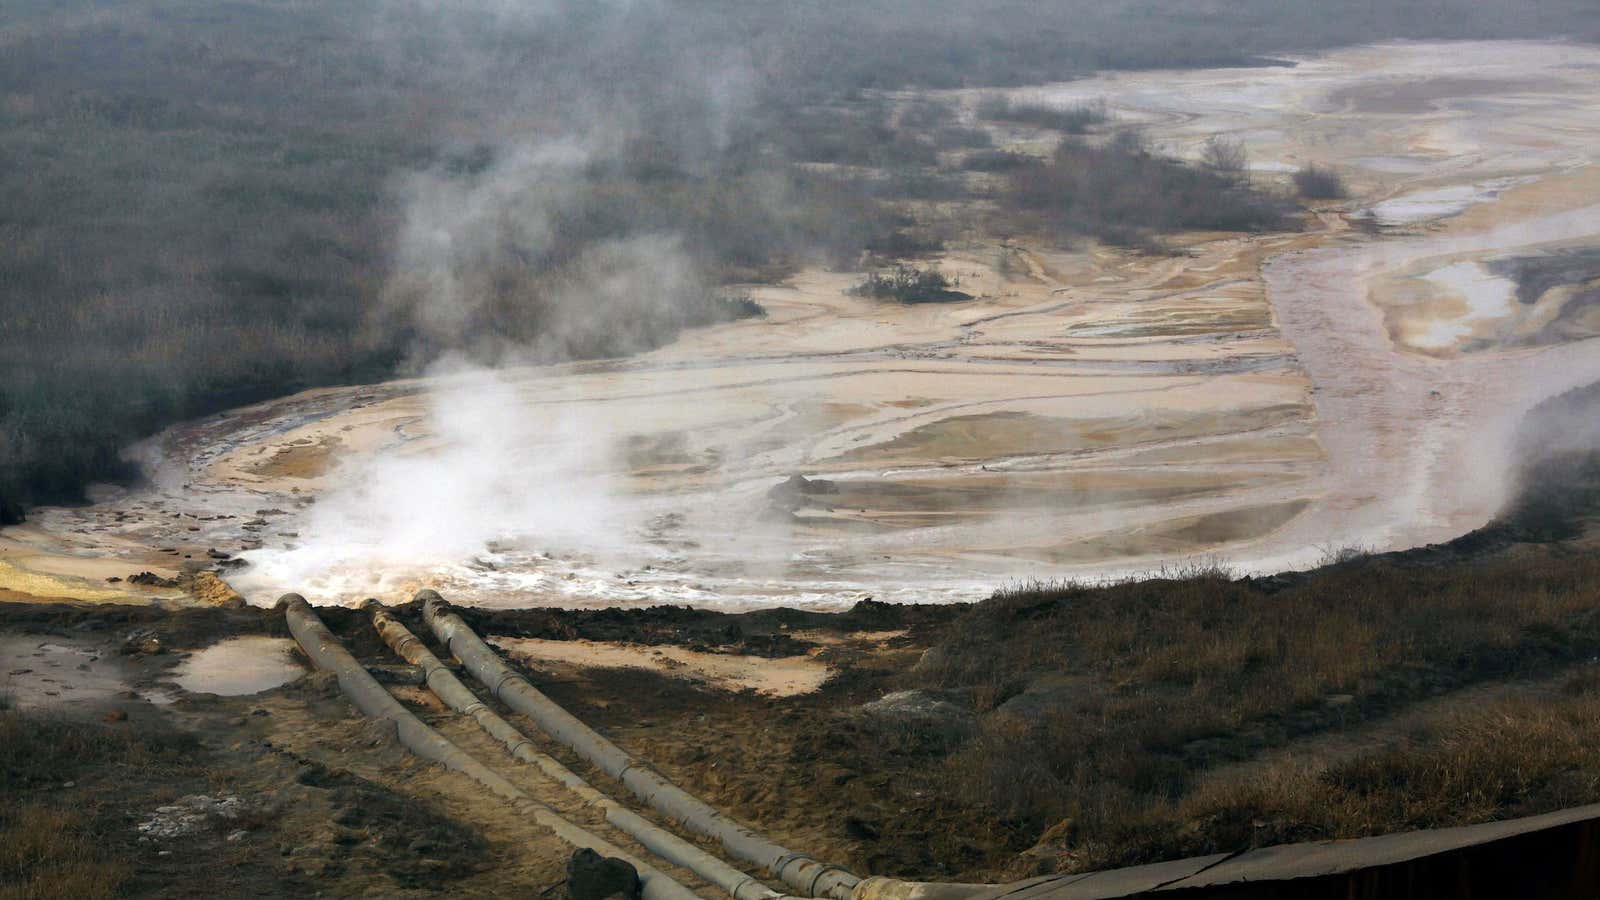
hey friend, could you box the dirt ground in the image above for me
[6,456,1600,898]
[0,598,977,898]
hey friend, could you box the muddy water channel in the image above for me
[7,41,1600,609]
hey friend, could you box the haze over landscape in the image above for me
[5,2,1600,898]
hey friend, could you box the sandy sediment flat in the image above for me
[11,41,1600,608]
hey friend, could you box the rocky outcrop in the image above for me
[566,848,641,900]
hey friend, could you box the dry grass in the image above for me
[816,542,1600,876]
[0,803,128,900]
[0,709,197,899]
[0,709,196,792]
[1173,685,1600,850]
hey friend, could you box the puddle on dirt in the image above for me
[171,636,304,696]
[490,636,832,697]
[0,636,130,709]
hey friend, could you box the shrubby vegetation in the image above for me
[1201,137,1251,183]
[976,95,1108,133]
[1293,164,1350,200]
[2,0,1597,512]
[1001,134,1296,249]
[850,266,973,304]
[960,150,1039,172]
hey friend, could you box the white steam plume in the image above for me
[240,2,765,604]
[239,359,625,600]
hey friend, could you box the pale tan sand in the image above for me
[489,636,833,697]
[7,41,1600,608]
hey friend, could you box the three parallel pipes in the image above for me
[279,594,699,900]
[367,600,791,900]
[282,590,990,900]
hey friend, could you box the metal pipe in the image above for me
[420,590,861,900]
[367,601,790,900]
[278,593,703,900]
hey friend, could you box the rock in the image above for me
[909,644,950,675]
[567,848,641,900]
[767,474,840,511]
[860,690,974,729]
[122,630,164,655]
[844,816,881,840]
[106,576,123,583]
[135,795,252,840]
[206,548,231,560]
[128,571,179,588]
[771,474,838,496]
[995,676,1084,720]
[183,571,247,608]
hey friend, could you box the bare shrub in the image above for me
[1201,136,1249,183]
[1293,164,1348,200]
[998,133,1294,249]
[976,95,1108,133]
[1315,542,1371,566]
[960,150,1039,172]
[849,265,972,304]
